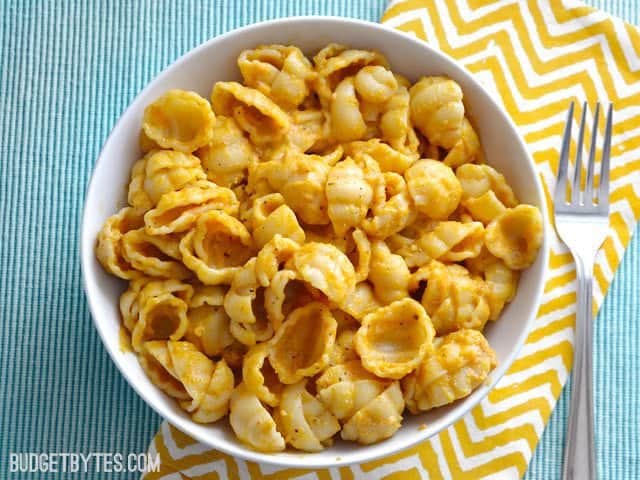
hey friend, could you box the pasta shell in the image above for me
[326,158,374,236]
[142,90,215,152]
[229,382,285,452]
[120,277,153,332]
[402,329,497,413]
[275,380,340,452]
[465,248,519,320]
[343,139,415,174]
[191,358,235,423]
[346,228,371,283]
[385,215,438,268]
[144,180,239,235]
[264,269,318,331]
[185,286,234,357]
[418,220,484,262]
[223,258,274,346]
[404,159,462,220]
[339,282,382,321]
[96,207,146,279]
[255,235,301,287]
[354,65,398,104]
[362,172,413,239]
[269,302,337,384]
[443,117,481,168]
[121,228,191,279]
[316,360,388,420]
[409,76,464,150]
[290,242,356,305]
[253,205,305,250]
[143,340,234,422]
[456,163,518,208]
[340,381,404,445]
[179,210,253,285]
[413,261,490,335]
[279,149,336,226]
[139,128,160,153]
[485,205,543,270]
[243,342,284,407]
[330,77,367,143]
[141,150,206,207]
[139,344,190,401]
[328,329,359,366]
[211,81,290,145]
[314,45,389,107]
[289,108,331,153]
[197,116,254,188]
[132,288,190,353]
[368,241,410,305]
[355,298,435,379]
[379,85,421,157]
[238,45,316,110]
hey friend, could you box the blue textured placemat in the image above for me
[0,1,637,479]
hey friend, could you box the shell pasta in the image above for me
[96,43,543,453]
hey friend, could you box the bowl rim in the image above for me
[81,15,550,469]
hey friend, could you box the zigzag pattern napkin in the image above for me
[143,1,640,477]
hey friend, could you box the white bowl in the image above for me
[81,16,549,469]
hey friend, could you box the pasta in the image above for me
[144,180,239,235]
[179,210,253,285]
[354,298,435,379]
[361,172,413,238]
[409,76,464,150]
[185,285,234,356]
[128,150,206,210]
[368,240,410,305]
[238,45,316,110]
[326,158,374,236]
[466,248,520,320]
[344,139,415,174]
[417,220,484,262]
[339,281,382,320]
[411,261,490,335]
[211,81,290,145]
[485,205,543,270]
[379,84,420,156]
[289,242,356,305]
[403,329,496,413]
[316,361,405,444]
[96,207,145,279]
[197,116,254,188]
[96,43,544,453]
[269,302,337,384]
[242,342,284,407]
[275,380,341,451]
[230,382,285,452]
[330,77,367,142]
[121,228,190,280]
[404,159,462,220]
[142,90,215,153]
[143,340,233,422]
[223,258,274,346]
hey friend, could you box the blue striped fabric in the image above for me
[0,1,637,479]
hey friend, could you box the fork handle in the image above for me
[562,264,597,480]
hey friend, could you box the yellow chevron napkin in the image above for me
[143,1,640,478]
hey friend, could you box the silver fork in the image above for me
[555,101,613,480]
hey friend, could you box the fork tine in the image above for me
[584,103,600,203]
[571,102,588,205]
[598,103,613,210]
[555,102,574,206]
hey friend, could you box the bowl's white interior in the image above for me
[81,17,549,468]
